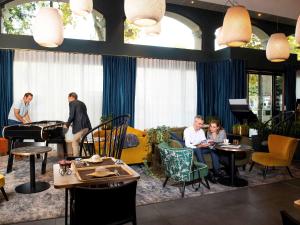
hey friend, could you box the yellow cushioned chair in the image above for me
[249,134,299,179]
[120,126,151,165]
[0,173,8,201]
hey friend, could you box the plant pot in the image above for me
[251,135,268,152]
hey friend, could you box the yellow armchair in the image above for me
[0,173,8,201]
[249,134,299,179]
[120,126,151,165]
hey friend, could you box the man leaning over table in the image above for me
[8,92,33,125]
[183,115,222,182]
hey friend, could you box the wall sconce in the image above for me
[70,0,93,16]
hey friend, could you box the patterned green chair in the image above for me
[158,142,210,198]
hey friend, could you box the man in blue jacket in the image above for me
[65,92,92,156]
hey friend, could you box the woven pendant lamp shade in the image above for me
[222,5,252,47]
[295,15,300,44]
[124,0,166,27]
[70,0,93,16]
[216,26,225,45]
[266,33,290,62]
[32,7,64,48]
[144,22,161,36]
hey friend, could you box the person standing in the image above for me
[8,93,33,125]
[184,115,221,179]
[65,92,92,156]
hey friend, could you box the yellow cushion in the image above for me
[0,174,5,188]
[252,152,290,166]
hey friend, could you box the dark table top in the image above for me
[215,144,253,153]
[11,146,52,156]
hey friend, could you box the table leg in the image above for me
[30,155,36,191]
[41,152,48,174]
[230,152,235,186]
[65,188,68,225]
[6,140,14,173]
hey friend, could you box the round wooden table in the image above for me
[215,144,252,187]
[11,146,52,194]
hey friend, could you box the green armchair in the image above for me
[158,142,210,198]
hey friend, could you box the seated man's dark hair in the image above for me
[68,92,78,100]
[24,92,33,97]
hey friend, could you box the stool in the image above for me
[11,146,52,194]
[0,174,8,201]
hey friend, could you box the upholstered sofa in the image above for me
[120,126,151,165]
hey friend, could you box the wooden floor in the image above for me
[8,178,300,225]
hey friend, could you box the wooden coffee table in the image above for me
[11,146,52,194]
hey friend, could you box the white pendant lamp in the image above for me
[144,22,161,36]
[124,0,166,27]
[295,15,300,44]
[266,33,290,62]
[216,26,225,46]
[70,0,93,16]
[33,7,64,48]
[222,5,252,47]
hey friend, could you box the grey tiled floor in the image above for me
[7,179,300,225]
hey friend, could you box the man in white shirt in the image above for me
[8,93,33,125]
[184,115,221,176]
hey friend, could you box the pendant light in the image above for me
[266,33,290,62]
[216,26,225,46]
[32,7,64,48]
[295,15,300,44]
[222,5,252,47]
[70,0,93,16]
[144,22,161,36]
[124,0,166,27]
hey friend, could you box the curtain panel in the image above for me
[196,59,246,132]
[284,65,296,111]
[102,55,136,127]
[135,58,197,130]
[0,49,14,134]
[13,50,103,127]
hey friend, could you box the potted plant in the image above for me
[249,121,271,152]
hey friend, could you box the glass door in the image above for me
[248,73,283,123]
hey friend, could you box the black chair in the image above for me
[280,210,300,225]
[77,115,130,159]
[70,181,137,225]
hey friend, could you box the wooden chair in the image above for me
[249,134,299,179]
[76,115,130,159]
[70,181,137,225]
[0,173,8,201]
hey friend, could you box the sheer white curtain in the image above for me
[135,58,197,130]
[13,50,103,127]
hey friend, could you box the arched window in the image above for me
[1,0,105,41]
[124,12,201,50]
[215,25,269,50]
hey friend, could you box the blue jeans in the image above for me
[193,147,220,172]
[8,119,22,125]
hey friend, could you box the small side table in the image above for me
[11,146,52,194]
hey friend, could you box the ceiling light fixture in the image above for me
[144,21,161,36]
[222,5,252,47]
[216,26,225,46]
[124,0,166,27]
[266,33,290,62]
[32,6,64,48]
[70,0,93,16]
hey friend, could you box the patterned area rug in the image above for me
[0,150,299,224]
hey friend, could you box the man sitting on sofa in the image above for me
[184,115,222,181]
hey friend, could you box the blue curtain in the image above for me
[0,49,14,135]
[196,59,246,132]
[102,55,136,126]
[284,65,296,111]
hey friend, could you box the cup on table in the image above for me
[233,139,240,145]
[223,139,229,144]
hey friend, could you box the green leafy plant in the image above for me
[147,126,171,145]
[100,114,113,130]
[249,121,271,140]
